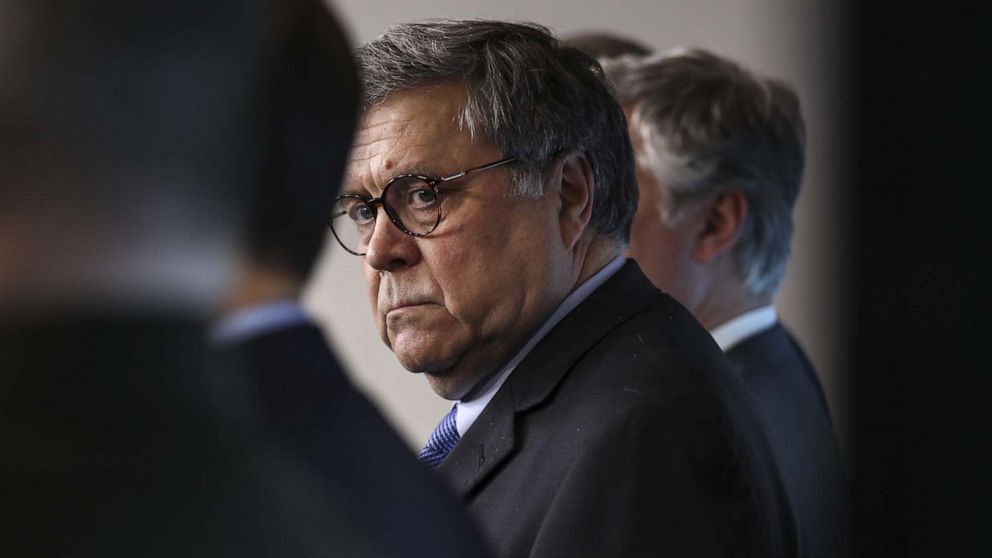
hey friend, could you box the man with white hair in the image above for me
[603,49,849,558]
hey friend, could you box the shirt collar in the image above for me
[454,254,627,436]
[211,299,308,345]
[708,304,777,352]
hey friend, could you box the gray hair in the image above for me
[602,48,805,296]
[356,20,637,244]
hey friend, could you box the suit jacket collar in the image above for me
[726,322,830,416]
[725,322,789,365]
[438,261,660,496]
[212,300,307,345]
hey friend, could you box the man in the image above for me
[601,49,850,557]
[2,1,477,555]
[211,4,490,557]
[331,21,797,557]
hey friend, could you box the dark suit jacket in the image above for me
[726,323,850,557]
[437,262,798,557]
[220,320,492,558]
[0,316,385,556]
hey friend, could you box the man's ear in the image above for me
[550,151,595,250]
[693,188,747,263]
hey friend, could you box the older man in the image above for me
[332,21,796,557]
[602,50,850,557]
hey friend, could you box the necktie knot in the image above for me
[418,404,460,469]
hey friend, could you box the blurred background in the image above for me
[303,0,852,459]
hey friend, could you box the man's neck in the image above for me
[695,289,772,331]
[575,236,624,287]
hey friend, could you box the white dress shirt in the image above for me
[454,255,627,437]
[708,304,778,352]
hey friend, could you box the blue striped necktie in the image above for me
[418,404,460,469]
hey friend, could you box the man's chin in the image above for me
[392,351,465,399]
[390,335,486,400]
[423,370,474,401]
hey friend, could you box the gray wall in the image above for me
[304,0,850,458]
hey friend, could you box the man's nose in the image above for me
[364,211,420,272]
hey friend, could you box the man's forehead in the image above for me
[350,88,462,160]
[352,111,444,153]
[346,84,500,190]
[362,84,466,136]
[349,115,416,161]
[347,113,455,180]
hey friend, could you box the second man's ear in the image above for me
[550,151,596,250]
[693,188,747,263]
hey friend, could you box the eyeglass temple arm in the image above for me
[438,157,516,182]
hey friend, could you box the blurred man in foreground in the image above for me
[1,1,486,555]
[331,20,797,557]
[211,3,490,555]
[602,49,850,557]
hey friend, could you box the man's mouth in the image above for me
[384,299,434,315]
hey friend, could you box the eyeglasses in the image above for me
[330,157,516,256]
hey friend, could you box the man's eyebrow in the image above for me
[371,153,440,179]
[340,162,436,197]
[388,164,435,177]
[340,184,370,197]
[339,175,375,196]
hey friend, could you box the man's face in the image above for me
[625,114,705,312]
[345,83,571,400]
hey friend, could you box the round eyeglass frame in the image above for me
[330,157,516,256]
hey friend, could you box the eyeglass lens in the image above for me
[330,176,441,255]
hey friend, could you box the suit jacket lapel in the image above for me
[436,386,516,497]
[437,261,660,497]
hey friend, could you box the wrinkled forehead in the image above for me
[349,107,455,167]
[345,83,498,195]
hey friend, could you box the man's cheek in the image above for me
[363,269,379,309]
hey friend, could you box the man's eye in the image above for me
[408,187,438,209]
[348,203,375,224]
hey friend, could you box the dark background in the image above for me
[849,2,989,555]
